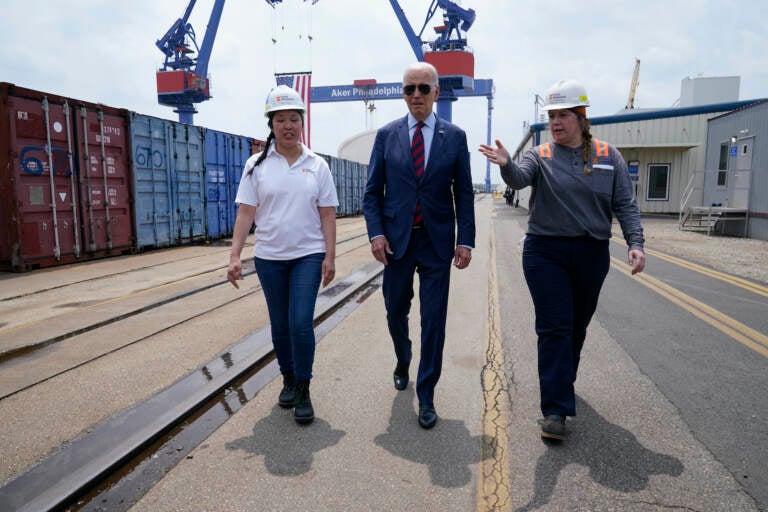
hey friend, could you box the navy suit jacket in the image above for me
[363,114,475,261]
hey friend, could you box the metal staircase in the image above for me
[680,207,724,234]
[679,170,750,237]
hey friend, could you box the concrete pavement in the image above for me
[129,197,758,511]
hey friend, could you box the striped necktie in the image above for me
[412,121,425,226]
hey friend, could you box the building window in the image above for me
[646,163,670,201]
[717,143,728,187]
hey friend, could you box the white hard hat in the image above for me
[264,85,305,117]
[542,79,590,111]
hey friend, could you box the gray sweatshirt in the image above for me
[501,140,644,250]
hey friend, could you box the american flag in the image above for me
[275,72,312,147]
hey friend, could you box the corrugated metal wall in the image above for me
[0,83,135,271]
[0,81,373,271]
[203,129,252,240]
[129,114,206,250]
[316,152,368,217]
[527,110,736,214]
[705,101,768,240]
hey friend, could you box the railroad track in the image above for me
[0,220,374,511]
[0,201,484,511]
[0,227,371,367]
[0,262,383,512]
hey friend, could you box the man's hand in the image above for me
[370,236,393,265]
[454,246,472,269]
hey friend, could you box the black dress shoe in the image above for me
[393,366,408,390]
[418,405,437,429]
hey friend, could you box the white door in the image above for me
[729,137,752,209]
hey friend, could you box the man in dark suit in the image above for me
[363,62,476,429]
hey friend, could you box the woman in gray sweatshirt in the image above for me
[479,79,645,441]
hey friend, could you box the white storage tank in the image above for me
[337,130,377,165]
[680,76,740,107]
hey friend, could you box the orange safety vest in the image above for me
[537,138,610,159]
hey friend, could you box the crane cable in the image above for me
[270,1,314,75]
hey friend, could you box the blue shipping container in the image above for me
[203,129,252,239]
[129,114,206,249]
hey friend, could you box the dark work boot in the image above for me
[278,371,296,408]
[538,415,566,441]
[293,379,314,425]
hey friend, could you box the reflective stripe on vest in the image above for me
[593,138,609,157]
[539,139,608,159]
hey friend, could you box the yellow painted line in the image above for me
[478,225,512,511]
[644,247,768,297]
[610,237,768,297]
[611,256,768,357]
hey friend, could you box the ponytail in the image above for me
[248,131,274,175]
[580,117,592,174]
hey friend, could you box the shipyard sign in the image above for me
[312,84,404,102]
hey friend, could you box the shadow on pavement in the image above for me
[374,385,494,488]
[225,404,346,476]
[515,395,684,511]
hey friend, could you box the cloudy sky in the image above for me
[2,0,766,184]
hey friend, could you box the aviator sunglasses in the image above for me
[403,83,433,96]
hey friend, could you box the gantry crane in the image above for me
[155,0,226,124]
[389,0,477,122]
[384,1,493,192]
[156,0,319,123]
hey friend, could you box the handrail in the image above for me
[679,172,697,228]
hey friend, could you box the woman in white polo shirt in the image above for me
[227,85,338,425]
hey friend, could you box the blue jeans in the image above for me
[522,235,610,417]
[253,252,324,381]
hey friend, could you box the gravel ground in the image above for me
[614,216,768,284]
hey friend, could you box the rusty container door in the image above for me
[72,102,134,258]
[0,83,132,271]
[0,84,80,270]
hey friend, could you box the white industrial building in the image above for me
[702,100,768,240]
[511,76,768,240]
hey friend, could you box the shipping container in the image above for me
[1,82,369,272]
[251,138,266,156]
[0,83,134,271]
[129,113,206,249]
[319,152,367,217]
[203,128,253,239]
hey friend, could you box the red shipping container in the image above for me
[424,51,475,79]
[0,83,135,271]
[156,70,186,95]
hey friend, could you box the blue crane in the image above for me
[156,0,226,124]
[390,0,475,59]
[388,0,477,122]
[387,1,493,192]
